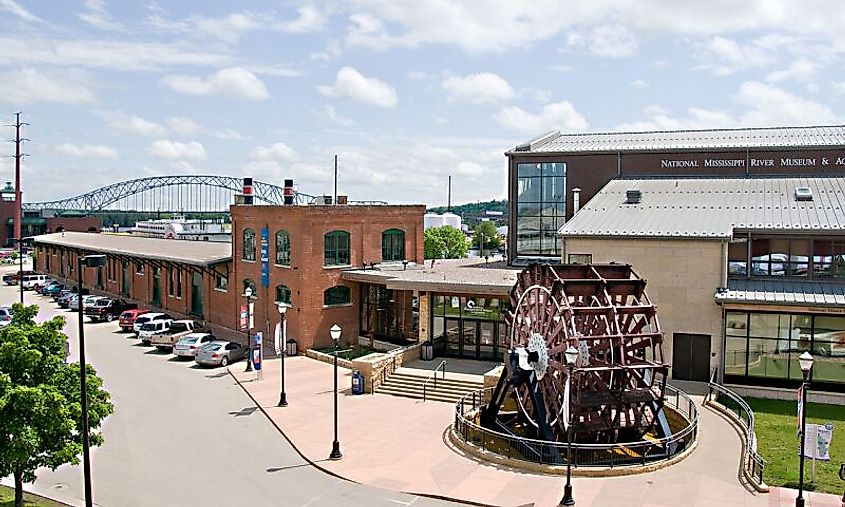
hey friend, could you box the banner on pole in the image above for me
[796,385,803,435]
[274,323,281,355]
[252,332,263,370]
[800,423,833,461]
[239,305,248,330]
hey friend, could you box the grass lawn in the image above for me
[0,485,66,507]
[746,397,845,495]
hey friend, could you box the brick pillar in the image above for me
[418,292,430,342]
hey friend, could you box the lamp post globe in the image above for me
[796,351,814,507]
[277,302,288,407]
[329,323,343,460]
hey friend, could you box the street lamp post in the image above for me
[244,287,254,372]
[796,351,815,507]
[77,254,106,507]
[277,302,288,407]
[561,345,579,507]
[328,323,343,460]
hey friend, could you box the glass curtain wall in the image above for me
[430,294,509,360]
[729,235,845,278]
[725,310,844,389]
[359,284,417,344]
[515,162,566,257]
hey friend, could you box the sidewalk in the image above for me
[231,356,843,507]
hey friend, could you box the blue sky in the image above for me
[1,1,844,206]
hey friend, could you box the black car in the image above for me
[85,299,138,322]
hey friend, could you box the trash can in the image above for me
[351,370,364,395]
[421,341,434,361]
[286,339,297,356]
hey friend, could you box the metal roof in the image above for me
[559,176,845,239]
[33,232,232,266]
[715,279,845,308]
[509,125,845,154]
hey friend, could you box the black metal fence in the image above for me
[453,385,699,468]
[705,381,767,487]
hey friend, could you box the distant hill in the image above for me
[427,199,508,218]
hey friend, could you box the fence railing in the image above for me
[422,360,447,402]
[453,385,699,468]
[705,376,767,488]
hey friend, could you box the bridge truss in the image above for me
[23,175,321,214]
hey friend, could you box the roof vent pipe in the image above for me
[572,187,582,214]
[626,189,642,204]
[794,187,813,201]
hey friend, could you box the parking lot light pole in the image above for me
[796,351,814,507]
[329,323,343,460]
[244,287,254,372]
[17,237,23,304]
[277,302,288,407]
[77,254,106,507]
[561,345,579,507]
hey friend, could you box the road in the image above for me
[0,271,458,507]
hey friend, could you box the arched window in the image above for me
[324,230,350,266]
[275,284,292,305]
[242,228,256,261]
[275,230,290,266]
[243,278,256,294]
[382,228,405,262]
[323,286,351,306]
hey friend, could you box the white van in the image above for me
[138,319,172,346]
[21,274,49,290]
[133,312,170,334]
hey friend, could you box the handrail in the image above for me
[453,385,699,467]
[706,376,767,489]
[422,360,447,402]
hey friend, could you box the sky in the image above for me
[1,1,845,207]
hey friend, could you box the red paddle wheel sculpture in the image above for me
[481,263,670,445]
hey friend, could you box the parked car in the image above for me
[86,299,138,322]
[0,306,12,327]
[2,270,36,285]
[138,319,173,346]
[21,274,50,290]
[132,312,171,335]
[151,320,202,351]
[69,295,106,311]
[173,332,216,359]
[38,281,63,295]
[194,340,245,367]
[119,308,150,332]
[56,290,76,306]
[60,294,78,309]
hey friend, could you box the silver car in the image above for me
[173,332,217,359]
[194,341,245,367]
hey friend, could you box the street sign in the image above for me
[260,227,270,289]
[252,332,263,371]
[801,423,833,460]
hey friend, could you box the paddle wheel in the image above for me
[481,263,670,445]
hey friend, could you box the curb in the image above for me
[227,368,489,507]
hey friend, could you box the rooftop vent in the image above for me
[794,187,813,201]
[626,189,642,204]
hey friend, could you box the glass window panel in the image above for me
[724,335,747,376]
[726,312,748,337]
[789,239,810,277]
[324,286,351,306]
[275,230,290,266]
[517,177,541,202]
[517,202,542,218]
[542,162,566,177]
[747,338,789,380]
[242,228,256,261]
[516,217,541,255]
[433,295,446,316]
[768,239,788,276]
[811,354,845,383]
[832,241,845,279]
[517,163,541,178]
[540,176,566,205]
[748,313,788,340]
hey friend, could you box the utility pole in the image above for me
[10,113,28,249]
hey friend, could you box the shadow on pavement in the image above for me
[229,406,258,417]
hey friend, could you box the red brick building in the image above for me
[32,202,425,353]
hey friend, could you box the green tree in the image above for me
[473,221,501,254]
[0,304,113,507]
[424,226,469,259]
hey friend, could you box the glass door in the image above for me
[445,317,462,357]
[479,321,496,360]
[461,321,478,358]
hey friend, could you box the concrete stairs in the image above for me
[376,370,485,403]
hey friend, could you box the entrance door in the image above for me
[461,321,478,359]
[479,321,496,360]
[191,272,203,316]
[121,261,130,297]
[672,333,711,381]
[152,267,161,306]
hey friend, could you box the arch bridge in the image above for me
[23,175,382,214]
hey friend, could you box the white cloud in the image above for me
[250,142,298,161]
[0,37,230,71]
[167,116,201,135]
[694,35,779,75]
[78,0,123,31]
[630,78,649,89]
[565,24,638,58]
[311,40,342,61]
[98,111,166,136]
[834,82,845,94]
[318,67,397,108]
[150,6,326,43]
[55,143,118,159]
[736,81,838,126]
[324,105,356,127]
[0,68,95,104]
[495,101,588,135]
[442,73,514,104]
[279,5,327,34]
[0,0,44,23]
[615,105,735,131]
[211,128,249,140]
[161,67,270,100]
[765,59,822,83]
[148,140,207,160]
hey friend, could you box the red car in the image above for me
[119,308,150,332]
